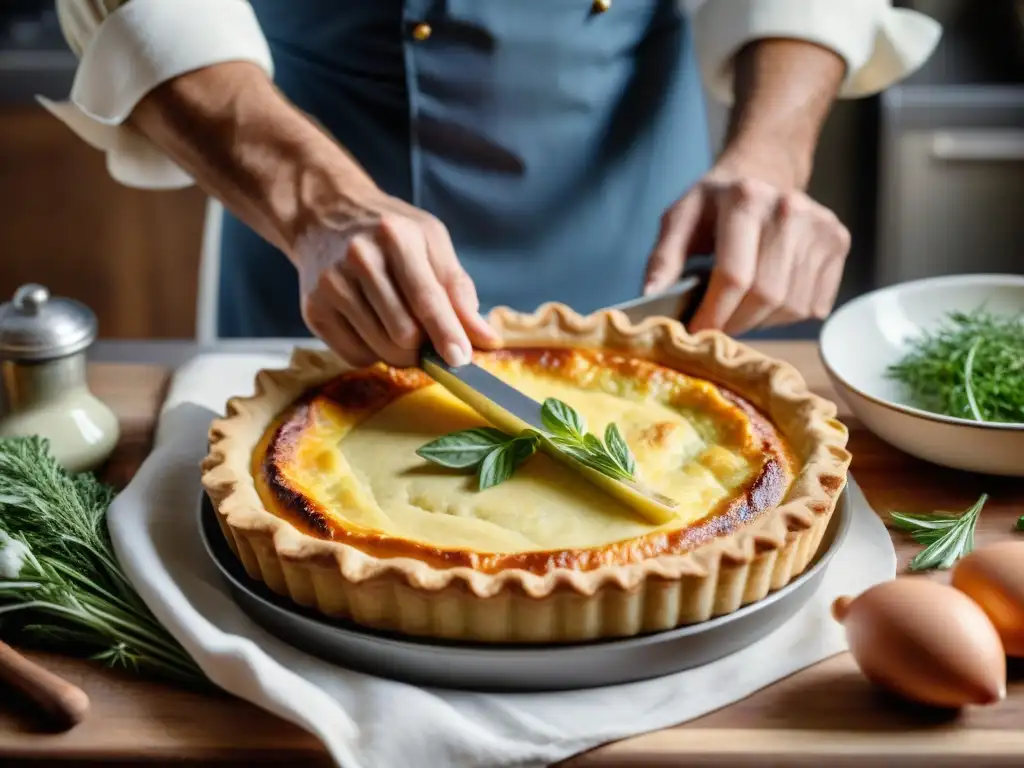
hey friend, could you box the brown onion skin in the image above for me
[832,579,1006,708]
[952,541,1024,658]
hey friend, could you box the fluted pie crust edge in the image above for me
[200,304,851,643]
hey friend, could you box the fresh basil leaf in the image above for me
[583,433,605,454]
[541,398,586,441]
[545,437,632,481]
[477,435,539,491]
[604,423,636,477]
[416,427,510,469]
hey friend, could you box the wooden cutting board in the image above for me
[1,344,1023,767]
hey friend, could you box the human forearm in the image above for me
[719,39,846,190]
[128,61,378,260]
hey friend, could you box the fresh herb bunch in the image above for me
[889,493,987,571]
[0,436,205,686]
[416,398,637,490]
[886,309,1024,424]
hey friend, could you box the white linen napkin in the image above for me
[107,353,897,768]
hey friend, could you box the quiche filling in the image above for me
[253,348,794,572]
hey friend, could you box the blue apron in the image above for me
[217,0,711,337]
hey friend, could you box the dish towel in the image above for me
[107,353,898,768]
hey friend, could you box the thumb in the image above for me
[644,189,705,295]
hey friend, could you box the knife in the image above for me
[609,254,714,326]
[420,351,679,526]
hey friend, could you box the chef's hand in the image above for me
[294,190,499,368]
[643,154,851,336]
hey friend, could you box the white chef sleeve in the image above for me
[682,0,942,104]
[41,0,273,189]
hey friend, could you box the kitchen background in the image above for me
[0,0,1022,340]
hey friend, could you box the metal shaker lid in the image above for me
[0,284,97,361]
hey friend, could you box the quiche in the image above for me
[201,304,850,643]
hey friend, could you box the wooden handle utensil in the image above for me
[0,640,90,730]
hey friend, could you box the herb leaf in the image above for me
[415,427,508,469]
[416,398,640,492]
[542,399,638,483]
[886,309,1024,424]
[604,423,636,476]
[895,494,988,572]
[477,435,539,491]
[541,398,587,440]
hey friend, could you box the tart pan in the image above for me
[198,484,852,692]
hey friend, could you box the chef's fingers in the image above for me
[724,195,802,336]
[302,299,377,368]
[687,182,769,333]
[325,268,418,367]
[810,251,847,319]
[760,249,813,328]
[343,235,423,352]
[764,210,850,325]
[378,216,472,366]
[644,188,706,295]
[810,216,852,318]
[421,218,501,350]
[763,229,819,328]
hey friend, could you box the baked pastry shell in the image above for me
[200,304,851,643]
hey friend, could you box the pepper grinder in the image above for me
[0,284,119,473]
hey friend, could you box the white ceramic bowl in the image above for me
[819,274,1024,476]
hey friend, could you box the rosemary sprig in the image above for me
[416,398,638,490]
[886,309,1024,424]
[889,493,988,572]
[0,436,205,686]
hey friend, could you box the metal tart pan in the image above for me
[199,485,852,692]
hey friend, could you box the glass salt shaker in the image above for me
[0,284,119,473]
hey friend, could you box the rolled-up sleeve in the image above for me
[683,0,942,104]
[41,0,273,189]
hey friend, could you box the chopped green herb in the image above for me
[886,309,1024,424]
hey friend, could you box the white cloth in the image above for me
[106,353,897,768]
[45,0,940,190]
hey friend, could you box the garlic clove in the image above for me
[833,579,1006,708]
[952,541,1024,658]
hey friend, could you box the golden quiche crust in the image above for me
[201,304,851,643]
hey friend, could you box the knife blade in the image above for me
[609,254,714,326]
[420,348,678,525]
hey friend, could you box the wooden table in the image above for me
[2,342,1023,767]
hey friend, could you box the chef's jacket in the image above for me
[45,0,940,337]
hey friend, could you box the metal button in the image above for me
[412,22,432,41]
[592,0,611,12]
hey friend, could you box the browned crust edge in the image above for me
[199,304,850,639]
